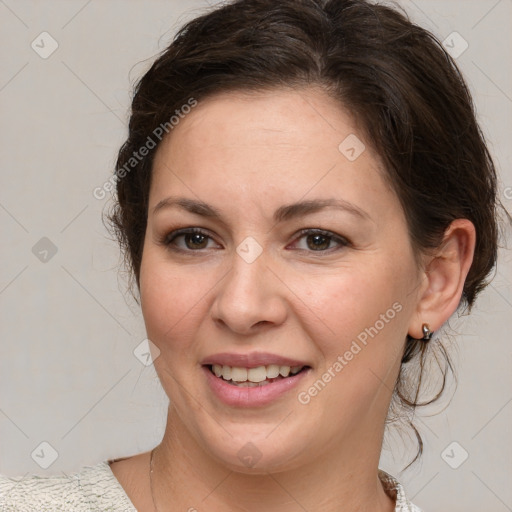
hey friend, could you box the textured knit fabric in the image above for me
[379,470,423,512]
[0,461,422,511]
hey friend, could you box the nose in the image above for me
[210,250,288,335]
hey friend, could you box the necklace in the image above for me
[149,447,159,512]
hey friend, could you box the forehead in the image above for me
[157,87,366,160]
[150,88,395,218]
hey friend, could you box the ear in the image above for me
[408,219,476,338]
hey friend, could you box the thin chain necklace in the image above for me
[149,447,160,512]
[150,448,393,511]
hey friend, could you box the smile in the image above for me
[209,364,307,387]
[203,363,311,407]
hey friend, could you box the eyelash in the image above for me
[291,228,350,252]
[159,227,350,254]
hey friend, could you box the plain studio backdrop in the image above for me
[0,1,511,510]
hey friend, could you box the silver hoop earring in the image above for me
[421,323,433,341]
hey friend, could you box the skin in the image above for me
[109,87,475,511]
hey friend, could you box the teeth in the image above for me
[266,364,280,379]
[279,366,290,377]
[234,381,265,388]
[231,367,247,382]
[211,364,305,382]
[247,366,267,383]
[222,365,231,380]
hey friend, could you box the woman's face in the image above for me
[140,88,425,472]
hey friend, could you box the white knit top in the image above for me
[0,461,422,511]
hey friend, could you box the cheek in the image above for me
[292,263,413,363]
[139,251,208,348]
[292,270,410,421]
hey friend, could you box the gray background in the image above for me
[1,1,511,510]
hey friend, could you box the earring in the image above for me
[421,323,433,341]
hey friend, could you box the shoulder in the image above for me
[379,469,423,512]
[0,460,136,512]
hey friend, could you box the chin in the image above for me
[203,428,308,475]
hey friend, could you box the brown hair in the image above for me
[107,0,505,464]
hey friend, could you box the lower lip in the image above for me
[203,366,310,407]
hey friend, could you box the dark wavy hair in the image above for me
[106,0,505,465]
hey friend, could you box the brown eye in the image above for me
[290,229,349,253]
[184,232,209,249]
[306,233,331,251]
[163,228,221,252]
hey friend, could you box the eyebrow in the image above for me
[151,196,370,222]
[273,198,370,222]
[152,197,221,218]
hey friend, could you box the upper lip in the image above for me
[201,352,311,369]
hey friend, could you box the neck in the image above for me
[149,406,395,512]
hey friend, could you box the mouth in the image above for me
[206,364,310,387]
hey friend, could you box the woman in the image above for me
[0,0,504,510]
